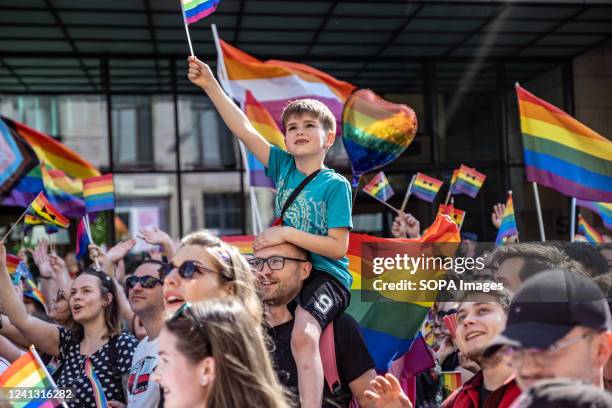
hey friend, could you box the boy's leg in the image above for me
[291,270,351,408]
[292,305,323,408]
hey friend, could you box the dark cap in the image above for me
[485,269,611,353]
[513,378,612,408]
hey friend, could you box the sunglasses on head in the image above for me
[54,289,68,303]
[126,275,163,290]
[161,260,227,281]
[171,302,210,348]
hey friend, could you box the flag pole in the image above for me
[444,190,452,206]
[1,208,28,243]
[531,182,546,241]
[399,174,417,213]
[179,1,195,57]
[364,191,400,214]
[570,197,576,242]
[351,175,362,210]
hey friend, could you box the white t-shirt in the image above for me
[127,336,160,408]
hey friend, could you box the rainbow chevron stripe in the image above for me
[517,85,612,202]
[363,171,394,201]
[412,173,443,203]
[84,357,108,408]
[28,192,70,229]
[496,193,518,245]
[576,200,612,230]
[182,0,220,24]
[577,214,604,243]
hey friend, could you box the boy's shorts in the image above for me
[295,269,351,330]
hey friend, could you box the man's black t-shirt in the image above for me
[268,313,375,408]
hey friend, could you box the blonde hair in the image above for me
[281,99,336,134]
[165,298,290,408]
[179,230,263,325]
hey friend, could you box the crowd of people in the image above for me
[0,56,610,408]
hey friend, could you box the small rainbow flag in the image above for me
[438,204,465,229]
[577,214,604,243]
[0,347,63,408]
[440,371,462,398]
[220,235,255,256]
[22,276,46,306]
[451,165,486,198]
[495,192,518,245]
[443,314,458,339]
[6,254,20,275]
[83,174,115,213]
[181,0,220,24]
[363,171,395,201]
[412,173,443,203]
[28,192,70,229]
[517,85,612,202]
[243,90,286,188]
[84,357,108,408]
[576,200,612,230]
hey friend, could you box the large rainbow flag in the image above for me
[0,347,63,408]
[216,39,356,136]
[517,85,612,202]
[0,117,37,197]
[576,199,612,230]
[242,90,286,188]
[40,163,84,216]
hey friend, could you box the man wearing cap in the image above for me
[442,283,519,408]
[484,268,612,391]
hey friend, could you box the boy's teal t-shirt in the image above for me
[265,146,353,289]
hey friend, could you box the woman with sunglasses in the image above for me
[0,243,138,408]
[154,298,290,408]
[162,231,262,324]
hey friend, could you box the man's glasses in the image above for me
[248,256,308,271]
[161,260,227,281]
[126,275,163,290]
[436,309,458,320]
[504,331,596,367]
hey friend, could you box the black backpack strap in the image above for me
[278,169,322,222]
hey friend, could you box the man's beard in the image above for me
[466,347,504,368]
[263,284,299,307]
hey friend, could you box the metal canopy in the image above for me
[0,0,611,93]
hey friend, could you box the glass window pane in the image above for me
[111,95,176,170]
[0,95,109,168]
[114,174,179,247]
[178,96,238,170]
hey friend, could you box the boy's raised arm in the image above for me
[188,57,271,166]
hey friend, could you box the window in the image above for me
[112,96,153,168]
[203,193,242,235]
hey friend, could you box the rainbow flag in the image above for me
[577,214,604,243]
[517,85,612,202]
[0,117,37,196]
[23,275,46,310]
[84,358,108,408]
[6,254,20,275]
[25,214,44,226]
[83,174,115,213]
[242,90,286,188]
[220,235,255,256]
[76,218,91,261]
[346,215,460,369]
[181,0,220,24]
[576,199,612,230]
[363,171,395,202]
[40,163,84,215]
[28,192,70,229]
[440,371,462,398]
[0,347,63,408]
[438,204,466,229]
[216,39,355,138]
[412,173,443,203]
[451,165,486,198]
[495,192,518,245]
[342,89,417,183]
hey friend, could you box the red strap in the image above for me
[320,322,341,395]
